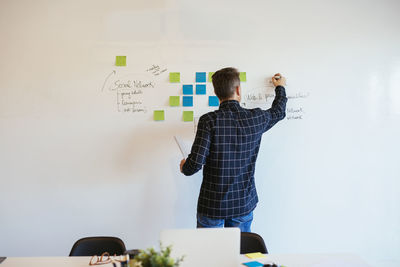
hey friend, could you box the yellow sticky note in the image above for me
[245,252,266,259]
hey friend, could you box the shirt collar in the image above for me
[219,100,241,110]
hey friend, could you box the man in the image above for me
[180,67,287,232]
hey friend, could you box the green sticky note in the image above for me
[169,72,180,83]
[169,96,180,107]
[183,111,194,122]
[208,72,215,82]
[240,72,247,82]
[115,56,126,66]
[154,110,165,121]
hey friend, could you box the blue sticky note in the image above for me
[242,261,264,267]
[182,85,193,95]
[182,96,193,107]
[209,96,219,107]
[196,72,207,83]
[196,84,206,95]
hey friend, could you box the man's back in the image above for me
[182,86,287,218]
[181,68,287,228]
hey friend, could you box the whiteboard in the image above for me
[0,0,399,266]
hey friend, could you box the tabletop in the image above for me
[0,253,370,267]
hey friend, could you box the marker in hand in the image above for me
[272,73,286,87]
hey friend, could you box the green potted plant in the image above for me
[129,244,184,267]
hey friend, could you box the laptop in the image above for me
[160,227,240,267]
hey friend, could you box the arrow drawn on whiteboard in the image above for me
[101,70,116,91]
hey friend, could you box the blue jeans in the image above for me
[197,212,253,232]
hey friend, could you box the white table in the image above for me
[1,254,370,267]
[240,253,370,267]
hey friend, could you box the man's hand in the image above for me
[272,73,286,87]
[180,159,186,173]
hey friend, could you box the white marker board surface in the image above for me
[0,1,399,266]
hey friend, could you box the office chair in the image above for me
[240,232,268,254]
[69,236,126,256]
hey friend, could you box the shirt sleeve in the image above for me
[262,86,288,132]
[181,116,211,176]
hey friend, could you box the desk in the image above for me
[1,254,370,267]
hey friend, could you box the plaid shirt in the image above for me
[182,86,287,218]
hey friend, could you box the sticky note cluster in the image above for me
[159,70,247,122]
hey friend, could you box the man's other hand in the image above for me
[180,159,186,173]
[272,73,286,87]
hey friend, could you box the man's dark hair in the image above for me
[211,67,240,100]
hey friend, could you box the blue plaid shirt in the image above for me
[182,86,287,218]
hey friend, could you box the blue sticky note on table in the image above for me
[182,96,193,107]
[209,96,219,107]
[242,261,264,267]
[182,85,193,95]
[196,84,206,95]
[196,72,206,83]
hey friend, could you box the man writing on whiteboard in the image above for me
[180,68,287,231]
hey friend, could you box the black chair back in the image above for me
[240,232,268,254]
[69,236,126,256]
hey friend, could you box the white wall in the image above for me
[0,0,399,266]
